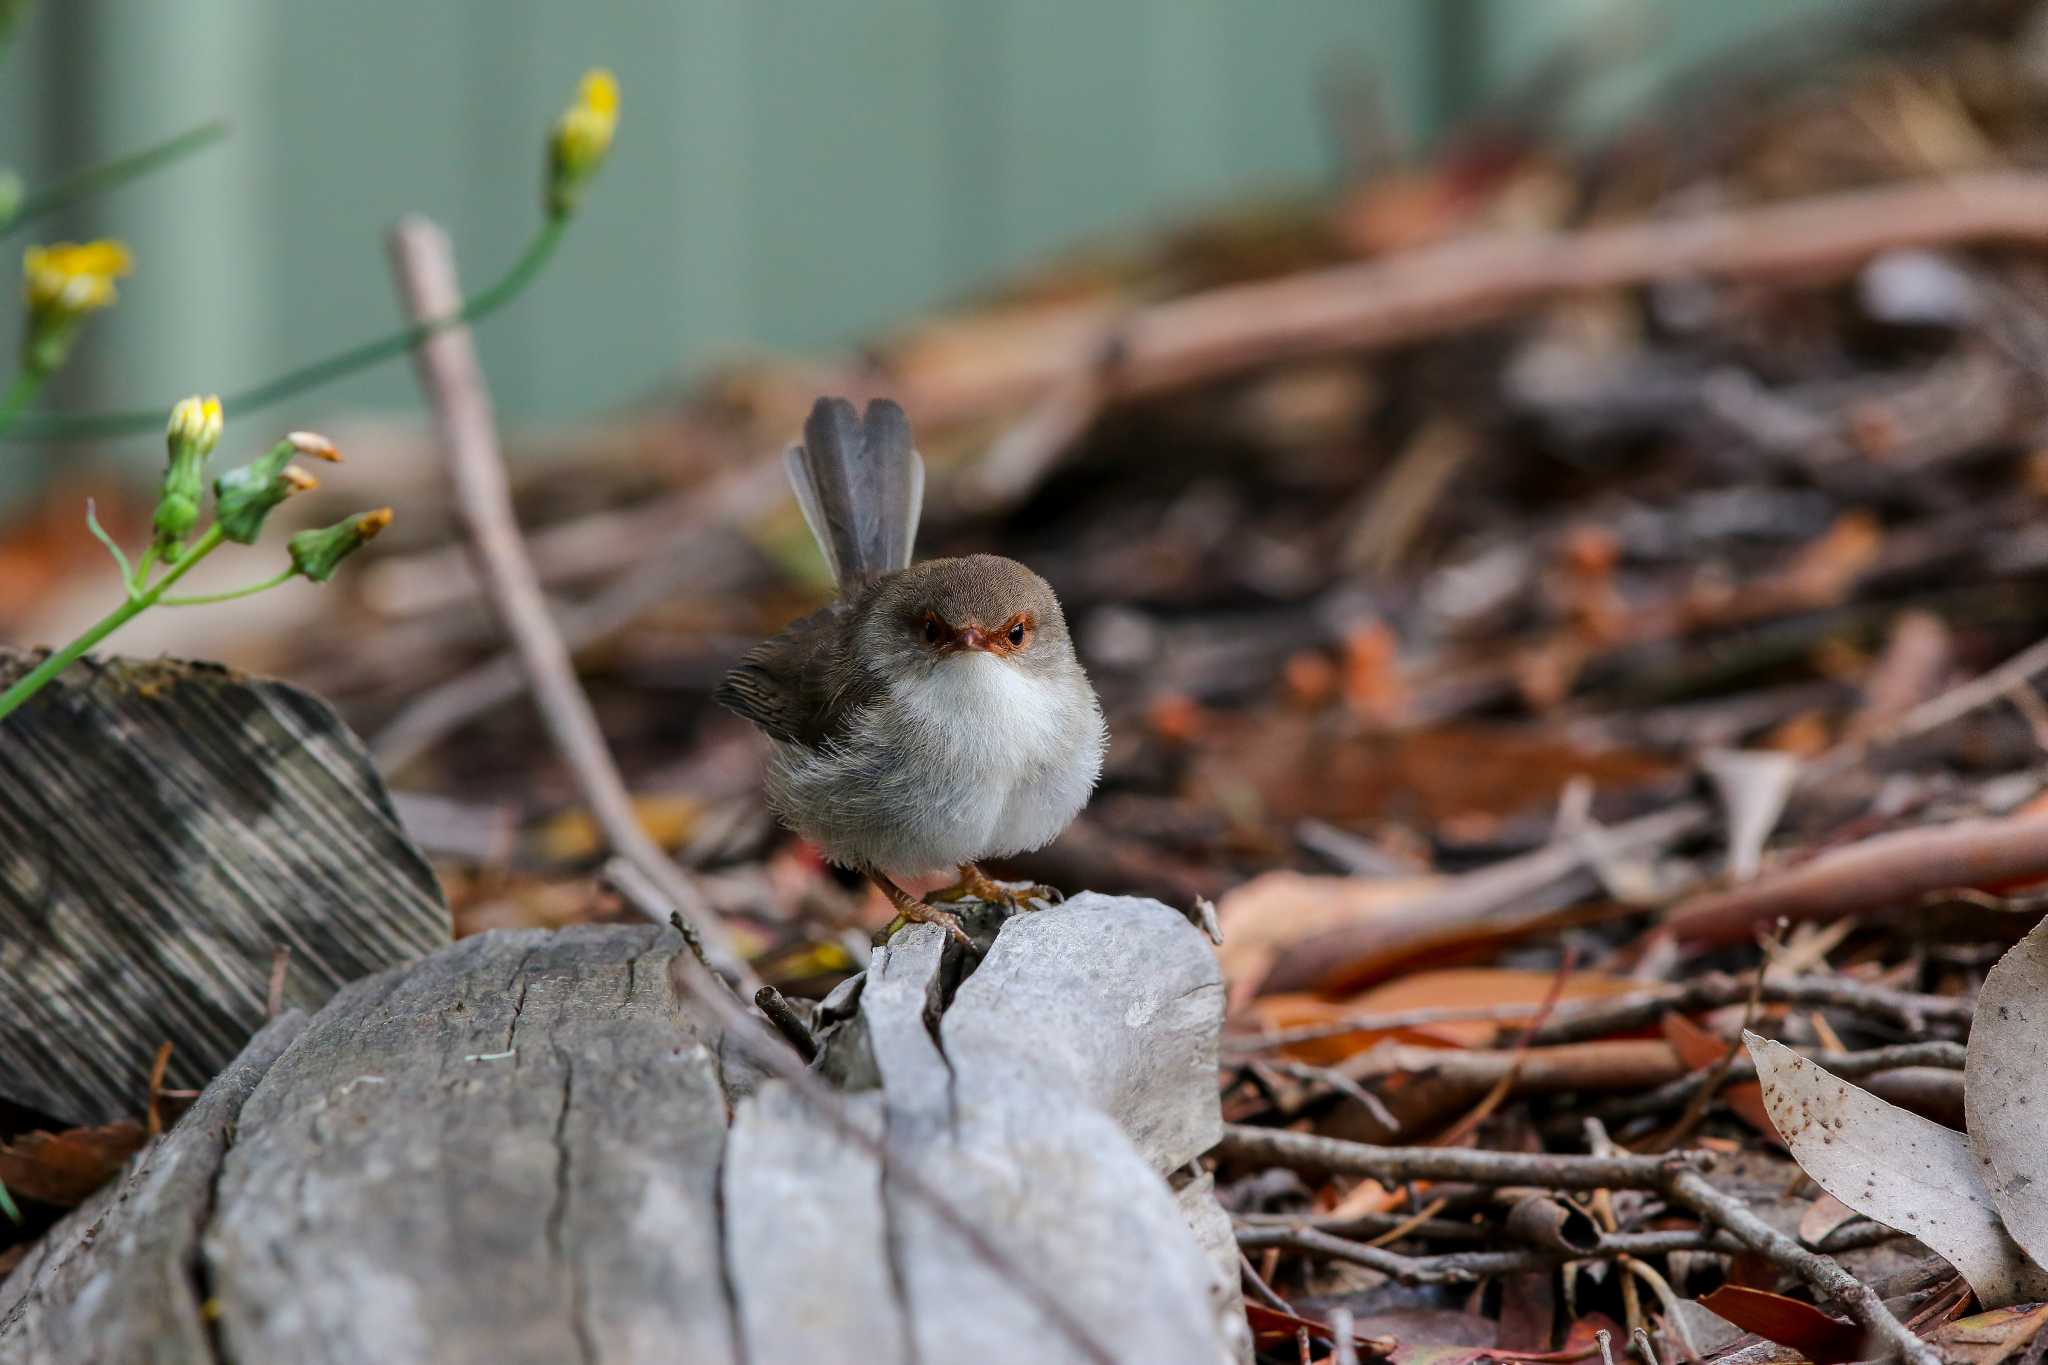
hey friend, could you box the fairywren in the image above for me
[716,397,1107,943]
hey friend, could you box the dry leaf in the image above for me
[1925,1301,2048,1365]
[1244,968,1644,1063]
[0,1120,145,1206]
[1965,913,2048,1270]
[1700,749,1800,881]
[1697,1285,1864,1363]
[1214,870,1439,996]
[1746,1032,2048,1307]
[1661,1012,1775,1139]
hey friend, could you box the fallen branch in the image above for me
[1665,810,2048,946]
[1232,1220,1904,1285]
[1594,1040,1964,1121]
[386,215,748,986]
[899,173,2048,423]
[1662,1167,1940,1365]
[1223,1123,1939,1364]
[1228,970,1972,1053]
[1215,1124,1682,1190]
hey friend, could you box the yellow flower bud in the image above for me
[546,69,619,216]
[167,394,224,455]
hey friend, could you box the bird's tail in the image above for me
[785,396,925,591]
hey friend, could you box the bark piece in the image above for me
[0,650,450,1124]
[207,926,736,1365]
[0,1011,309,1361]
[4,901,1238,1363]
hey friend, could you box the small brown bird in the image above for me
[715,397,1107,942]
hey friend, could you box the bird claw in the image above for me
[929,867,1064,913]
[875,902,972,949]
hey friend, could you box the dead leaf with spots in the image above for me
[1746,1031,2048,1307]
[1966,913,2048,1270]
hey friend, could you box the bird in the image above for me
[715,396,1107,944]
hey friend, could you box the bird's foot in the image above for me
[928,863,1064,913]
[867,870,973,948]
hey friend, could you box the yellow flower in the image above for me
[547,69,619,214]
[24,240,132,317]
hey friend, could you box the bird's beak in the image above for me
[954,625,994,652]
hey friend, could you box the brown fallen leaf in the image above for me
[1698,1285,1866,1364]
[1244,967,1645,1063]
[0,1120,146,1206]
[1215,870,1440,1000]
[1661,1011,1777,1140]
[1925,1301,2048,1365]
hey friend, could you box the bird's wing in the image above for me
[713,599,881,749]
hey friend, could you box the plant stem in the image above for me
[0,524,225,723]
[1,216,570,443]
[0,119,230,238]
[0,368,45,437]
[158,566,296,605]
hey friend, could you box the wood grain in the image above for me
[0,648,450,1124]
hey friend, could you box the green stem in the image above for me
[0,120,230,238]
[1,215,570,443]
[0,524,225,723]
[158,566,296,605]
[0,367,45,437]
[133,542,161,592]
[0,1175,17,1225]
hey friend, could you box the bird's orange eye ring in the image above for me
[1004,613,1033,649]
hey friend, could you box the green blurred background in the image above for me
[1,0,1834,465]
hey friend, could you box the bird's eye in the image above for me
[922,615,941,644]
[1007,621,1027,647]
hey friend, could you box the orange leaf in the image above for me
[0,1120,146,1206]
[1699,1285,1865,1363]
[1659,1012,1777,1140]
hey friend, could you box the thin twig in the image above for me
[384,215,749,989]
[1227,970,1971,1053]
[1230,1223,1889,1284]
[1230,1122,1934,1362]
[1217,1124,1685,1190]
[607,857,1120,1365]
[753,985,820,1063]
[1595,1042,1963,1122]
[1806,629,2048,783]
[1238,1249,1297,1315]
[1433,947,1577,1146]
[1662,1167,1939,1365]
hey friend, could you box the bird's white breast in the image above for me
[766,652,1104,876]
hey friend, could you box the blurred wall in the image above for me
[0,0,1839,458]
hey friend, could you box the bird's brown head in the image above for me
[856,554,1075,681]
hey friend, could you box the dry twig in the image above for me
[385,216,749,986]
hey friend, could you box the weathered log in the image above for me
[0,649,450,1124]
[1,895,1246,1364]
